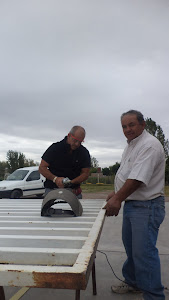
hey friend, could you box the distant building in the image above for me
[90,172,105,178]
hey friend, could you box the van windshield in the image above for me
[7,170,29,181]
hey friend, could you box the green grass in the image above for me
[165,186,169,196]
[82,184,113,193]
[82,184,169,196]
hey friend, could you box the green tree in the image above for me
[90,156,99,174]
[0,161,8,180]
[102,167,111,176]
[6,150,26,172]
[109,162,120,175]
[145,118,157,136]
[6,150,38,173]
[145,118,169,157]
[165,157,169,185]
[102,163,120,176]
[24,159,37,167]
[91,156,99,168]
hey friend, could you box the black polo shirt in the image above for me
[42,136,91,189]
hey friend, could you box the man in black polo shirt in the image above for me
[39,126,91,198]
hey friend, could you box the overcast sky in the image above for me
[0,0,169,168]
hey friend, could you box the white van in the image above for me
[0,166,45,199]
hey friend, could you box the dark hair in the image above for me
[121,110,144,124]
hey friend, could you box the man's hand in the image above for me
[55,177,64,188]
[103,179,143,217]
[106,191,115,202]
[103,194,121,217]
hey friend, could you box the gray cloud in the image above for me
[0,0,169,167]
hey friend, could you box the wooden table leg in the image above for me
[75,289,80,300]
[92,260,97,295]
[0,286,5,300]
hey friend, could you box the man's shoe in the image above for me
[111,282,142,294]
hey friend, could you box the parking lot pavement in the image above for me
[3,202,169,300]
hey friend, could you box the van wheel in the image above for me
[36,194,44,198]
[10,190,22,199]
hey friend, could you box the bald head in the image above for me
[69,126,86,136]
[67,126,86,150]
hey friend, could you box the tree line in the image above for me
[0,118,169,183]
[0,150,38,180]
[91,118,169,184]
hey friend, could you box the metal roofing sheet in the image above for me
[0,198,106,290]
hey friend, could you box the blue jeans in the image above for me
[122,197,165,300]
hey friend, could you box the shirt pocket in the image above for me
[118,158,133,181]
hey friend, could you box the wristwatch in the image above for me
[53,176,58,183]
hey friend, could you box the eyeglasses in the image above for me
[69,133,84,143]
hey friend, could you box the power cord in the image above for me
[97,249,169,292]
[97,249,125,283]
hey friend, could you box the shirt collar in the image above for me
[63,136,71,152]
[63,136,81,153]
[127,129,146,146]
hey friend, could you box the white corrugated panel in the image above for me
[0,198,106,289]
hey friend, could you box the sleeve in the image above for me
[41,143,56,164]
[128,146,163,186]
[81,148,91,168]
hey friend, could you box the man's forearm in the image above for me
[39,163,90,186]
[115,179,143,202]
[71,169,90,185]
[103,179,143,216]
[71,174,87,184]
[39,165,56,181]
